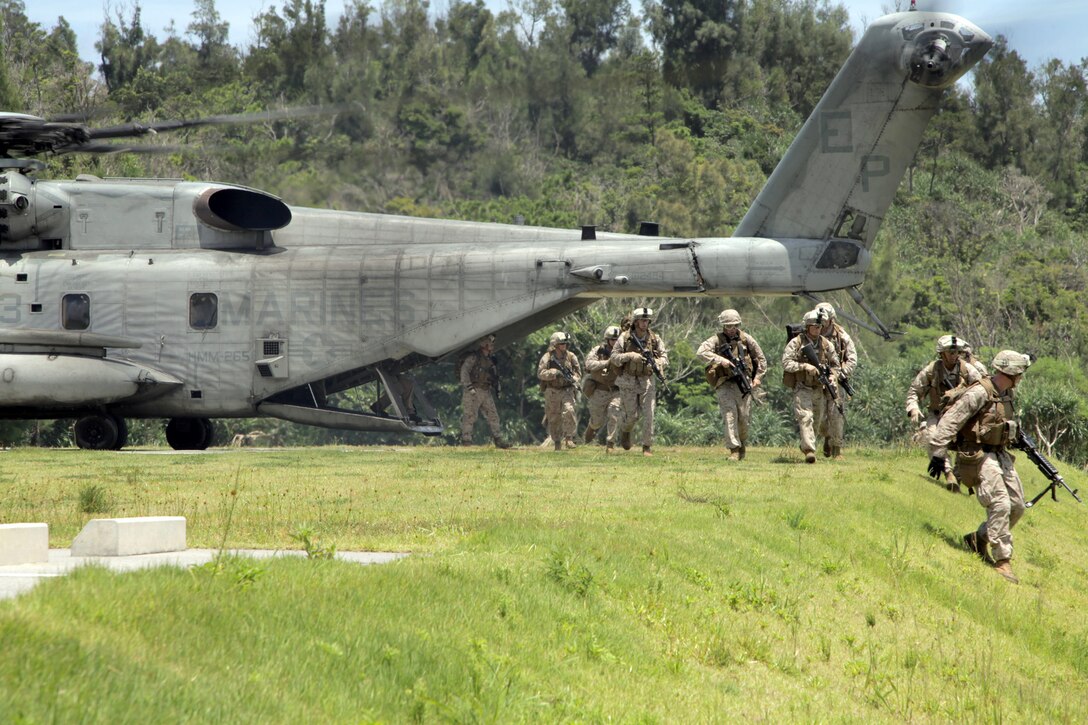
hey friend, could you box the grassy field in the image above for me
[1,443,1087,722]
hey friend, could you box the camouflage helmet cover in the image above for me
[802,310,821,326]
[992,350,1032,376]
[603,325,621,339]
[631,307,654,321]
[936,334,965,355]
[815,302,835,320]
[550,331,572,346]
[477,334,496,348]
[717,309,742,326]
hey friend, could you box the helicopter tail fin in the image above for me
[734,11,992,247]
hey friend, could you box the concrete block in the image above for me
[0,523,49,565]
[71,517,186,557]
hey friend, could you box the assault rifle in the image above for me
[800,340,843,415]
[717,341,752,397]
[1016,428,1082,507]
[548,356,577,386]
[839,374,855,398]
[630,333,668,389]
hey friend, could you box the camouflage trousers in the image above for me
[587,386,621,443]
[819,394,845,448]
[715,383,751,451]
[973,450,1026,562]
[792,385,829,454]
[461,387,501,442]
[544,386,578,443]
[617,374,656,447]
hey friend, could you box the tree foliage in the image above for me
[5,3,1088,462]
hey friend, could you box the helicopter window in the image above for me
[62,294,90,330]
[189,293,218,330]
[815,241,860,270]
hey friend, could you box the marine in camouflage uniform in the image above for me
[611,307,668,456]
[815,302,856,460]
[583,325,623,448]
[537,331,582,451]
[928,350,1033,584]
[781,310,841,463]
[905,334,982,491]
[696,309,767,461]
[459,335,510,448]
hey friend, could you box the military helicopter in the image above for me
[0,8,991,450]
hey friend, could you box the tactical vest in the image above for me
[542,351,577,389]
[709,332,755,388]
[825,325,850,366]
[784,334,834,388]
[958,378,1015,448]
[587,345,619,387]
[926,359,970,414]
[618,331,661,377]
[467,353,496,387]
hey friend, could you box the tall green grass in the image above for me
[1,445,1087,722]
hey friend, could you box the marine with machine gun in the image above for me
[927,350,1035,584]
[537,331,582,451]
[697,309,767,461]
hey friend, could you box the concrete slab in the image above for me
[0,548,408,600]
[0,523,49,565]
[71,516,186,556]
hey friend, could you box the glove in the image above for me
[719,359,735,372]
[927,456,946,479]
[908,410,921,426]
[802,363,819,376]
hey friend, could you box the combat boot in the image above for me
[945,471,960,493]
[621,431,632,450]
[583,426,598,444]
[493,437,511,450]
[804,452,816,464]
[564,437,577,450]
[993,559,1019,584]
[727,449,741,461]
[642,445,653,457]
[605,442,615,454]
[554,439,562,451]
[822,438,831,458]
[832,446,844,461]
[738,445,746,461]
[964,531,994,565]
[461,438,473,447]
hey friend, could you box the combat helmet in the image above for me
[936,334,965,355]
[478,334,496,348]
[815,302,835,321]
[992,350,1032,376]
[632,307,654,321]
[550,331,572,347]
[717,309,741,327]
[603,325,621,339]
[802,309,821,326]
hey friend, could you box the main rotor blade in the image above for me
[85,105,344,141]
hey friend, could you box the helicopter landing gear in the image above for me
[165,417,215,450]
[74,414,127,450]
